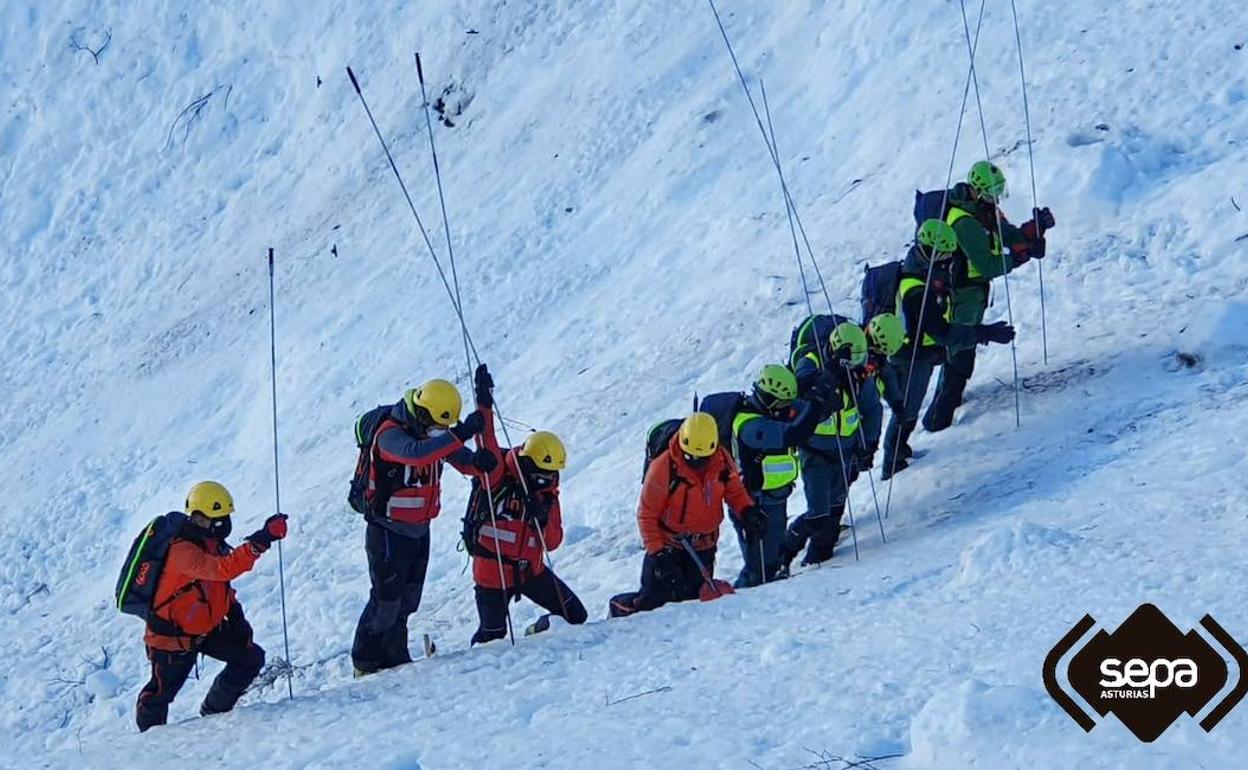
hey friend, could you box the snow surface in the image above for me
[2,0,1247,767]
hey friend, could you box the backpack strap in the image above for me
[146,580,208,640]
[666,457,691,496]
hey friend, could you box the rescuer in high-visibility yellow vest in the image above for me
[726,364,822,587]
[923,161,1054,433]
[880,219,1016,479]
[780,319,882,569]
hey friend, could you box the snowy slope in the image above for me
[2,0,1247,767]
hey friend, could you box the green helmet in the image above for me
[917,218,958,256]
[753,364,798,408]
[828,322,868,368]
[967,160,1006,201]
[866,313,905,357]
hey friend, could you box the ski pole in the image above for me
[840,362,887,543]
[350,62,558,631]
[1007,0,1048,365]
[677,536,727,598]
[756,535,768,585]
[884,0,987,519]
[415,52,473,377]
[265,248,294,701]
[959,0,1022,429]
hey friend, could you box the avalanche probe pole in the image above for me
[266,247,294,701]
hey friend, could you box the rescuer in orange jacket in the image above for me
[609,413,763,617]
[135,481,287,732]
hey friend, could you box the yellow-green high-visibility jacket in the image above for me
[797,351,861,439]
[731,411,801,492]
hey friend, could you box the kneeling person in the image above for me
[464,366,587,643]
[609,413,763,617]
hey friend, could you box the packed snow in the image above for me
[1,0,1246,768]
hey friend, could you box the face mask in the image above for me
[683,453,709,469]
[209,516,233,540]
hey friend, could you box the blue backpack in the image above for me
[860,261,903,322]
[696,391,745,456]
[913,188,951,233]
[857,188,950,322]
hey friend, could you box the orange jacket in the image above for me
[144,534,260,652]
[637,434,753,554]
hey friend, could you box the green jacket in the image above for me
[946,183,1028,284]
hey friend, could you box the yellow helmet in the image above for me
[679,412,719,458]
[520,431,567,471]
[185,481,235,519]
[405,378,462,427]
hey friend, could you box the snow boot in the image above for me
[525,614,553,636]
[776,540,801,579]
[880,456,909,481]
[801,541,837,567]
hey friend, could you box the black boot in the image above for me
[801,540,837,566]
[881,456,909,481]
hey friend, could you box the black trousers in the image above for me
[925,285,989,432]
[470,569,587,645]
[351,523,430,673]
[924,346,977,432]
[883,346,942,467]
[609,547,716,617]
[136,603,265,732]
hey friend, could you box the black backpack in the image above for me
[789,314,853,368]
[695,391,745,458]
[115,512,189,626]
[860,260,904,322]
[913,188,951,233]
[642,418,683,480]
[642,391,745,479]
[347,404,397,516]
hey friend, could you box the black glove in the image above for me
[975,321,1016,345]
[782,399,822,445]
[246,513,288,553]
[471,447,498,472]
[1035,206,1055,232]
[856,443,877,471]
[450,410,486,442]
[811,369,842,406]
[739,506,768,538]
[649,547,681,580]
[1011,236,1046,263]
[473,363,494,408]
